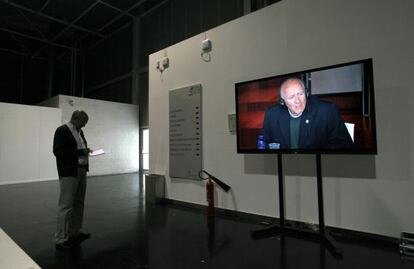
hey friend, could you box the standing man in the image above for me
[260,78,354,150]
[53,110,91,250]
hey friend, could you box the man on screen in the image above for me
[260,78,354,150]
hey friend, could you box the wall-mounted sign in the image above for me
[169,84,202,179]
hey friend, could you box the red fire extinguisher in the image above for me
[206,178,214,217]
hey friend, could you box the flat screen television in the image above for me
[235,59,377,154]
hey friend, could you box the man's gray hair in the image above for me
[280,78,306,99]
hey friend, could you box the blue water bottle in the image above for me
[257,135,266,150]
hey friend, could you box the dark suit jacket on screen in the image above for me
[261,96,354,150]
[53,124,89,177]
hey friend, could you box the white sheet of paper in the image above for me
[89,149,105,156]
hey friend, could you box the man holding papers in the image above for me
[53,110,92,250]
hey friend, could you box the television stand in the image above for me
[251,154,343,259]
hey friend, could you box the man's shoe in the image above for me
[72,232,91,245]
[55,240,74,251]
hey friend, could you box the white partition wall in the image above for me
[149,0,414,237]
[41,95,139,176]
[0,102,61,185]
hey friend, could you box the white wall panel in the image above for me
[0,103,61,184]
[56,95,139,176]
[149,0,414,237]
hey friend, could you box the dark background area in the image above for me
[0,0,280,127]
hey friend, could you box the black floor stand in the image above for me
[251,154,343,259]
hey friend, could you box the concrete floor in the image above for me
[0,173,412,269]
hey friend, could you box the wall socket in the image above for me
[228,114,236,133]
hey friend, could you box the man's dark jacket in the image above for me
[53,124,89,177]
[261,96,354,150]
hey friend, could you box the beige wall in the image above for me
[0,102,61,184]
[48,95,140,176]
[149,0,414,237]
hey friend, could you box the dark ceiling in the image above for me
[0,0,166,59]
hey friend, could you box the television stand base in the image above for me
[251,225,343,259]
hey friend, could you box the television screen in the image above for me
[235,59,377,154]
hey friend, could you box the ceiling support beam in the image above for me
[32,0,101,57]
[7,31,31,54]
[37,0,52,14]
[1,0,106,38]
[89,0,168,49]
[99,0,148,31]
[15,6,48,41]
[0,47,44,59]
[85,72,132,93]
[99,1,135,19]
[0,28,77,51]
[79,0,149,45]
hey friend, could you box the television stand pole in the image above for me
[251,154,342,259]
[315,154,342,258]
[278,153,285,230]
[251,154,285,237]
